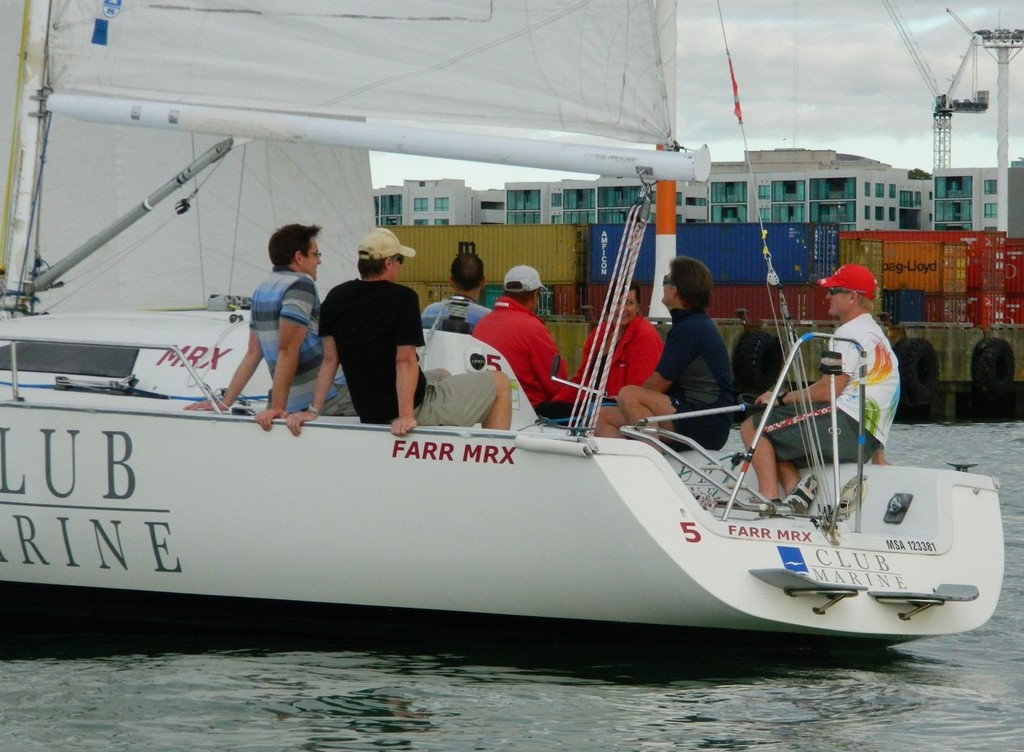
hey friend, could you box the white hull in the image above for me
[0,312,1004,644]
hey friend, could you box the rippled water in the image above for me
[2,422,1022,751]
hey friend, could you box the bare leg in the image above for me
[777,461,800,495]
[594,405,627,438]
[741,415,781,499]
[483,372,512,429]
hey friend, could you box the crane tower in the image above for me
[882,0,990,170]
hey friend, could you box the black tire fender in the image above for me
[893,337,939,407]
[972,338,1015,398]
[732,331,784,393]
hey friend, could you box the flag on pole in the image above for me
[728,55,743,124]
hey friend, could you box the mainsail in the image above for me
[3,1,686,311]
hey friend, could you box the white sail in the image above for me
[48,0,673,144]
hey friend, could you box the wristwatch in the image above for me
[307,405,321,418]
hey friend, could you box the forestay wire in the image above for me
[716,0,826,478]
[567,173,654,434]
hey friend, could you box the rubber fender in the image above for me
[972,338,1015,399]
[732,331,784,393]
[893,337,939,407]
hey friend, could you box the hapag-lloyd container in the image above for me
[586,223,839,285]
[841,230,1005,292]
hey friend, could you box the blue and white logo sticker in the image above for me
[776,545,809,574]
[103,0,123,19]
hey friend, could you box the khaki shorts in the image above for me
[321,384,357,417]
[762,404,880,467]
[415,371,496,427]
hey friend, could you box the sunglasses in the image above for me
[662,275,675,286]
[310,251,322,259]
[827,287,859,296]
[390,254,404,265]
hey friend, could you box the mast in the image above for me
[1,0,50,310]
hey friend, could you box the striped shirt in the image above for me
[250,267,329,412]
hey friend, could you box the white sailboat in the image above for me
[0,1,1003,644]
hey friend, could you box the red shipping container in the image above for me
[924,293,968,323]
[967,291,1007,329]
[705,283,832,324]
[1004,293,1024,325]
[1006,240,1024,295]
[550,284,583,316]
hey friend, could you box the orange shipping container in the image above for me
[881,241,945,292]
[388,225,583,284]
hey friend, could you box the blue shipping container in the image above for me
[586,223,838,285]
[883,289,925,324]
[678,223,839,284]
[586,224,657,284]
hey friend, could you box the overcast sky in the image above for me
[371,1,1024,188]
[3,2,1022,191]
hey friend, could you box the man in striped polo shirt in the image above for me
[186,223,352,427]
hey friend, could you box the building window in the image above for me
[507,211,541,224]
[685,196,707,206]
[864,205,871,220]
[414,219,428,225]
[811,177,854,200]
[710,181,747,203]
[507,190,541,211]
[771,180,805,202]
[377,194,402,216]
[874,183,884,198]
[935,176,973,199]
[563,189,595,210]
[434,218,449,225]
[810,202,854,223]
[889,207,896,222]
[598,185,640,207]
[433,197,449,211]
[935,199,972,221]
[875,206,884,221]
[563,210,595,223]
[759,206,771,221]
[758,184,770,200]
[888,184,896,199]
[771,203,805,222]
[413,197,428,212]
[550,193,562,208]
[864,181,870,197]
[984,202,998,218]
[711,205,747,222]
[984,179,998,195]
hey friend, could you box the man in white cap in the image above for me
[472,265,566,408]
[289,228,511,437]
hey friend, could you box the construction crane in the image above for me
[882,0,989,170]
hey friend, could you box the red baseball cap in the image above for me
[818,264,877,300]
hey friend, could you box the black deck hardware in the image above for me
[946,462,978,472]
[868,584,979,621]
[750,568,866,615]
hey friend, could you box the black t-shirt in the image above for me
[320,279,426,423]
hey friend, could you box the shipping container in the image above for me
[551,284,584,317]
[680,223,838,285]
[883,289,926,324]
[705,283,832,323]
[584,224,657,284]
[1004,293,1024,325]
[586,223,839,285]
[840,230,1005,292]
[924,293,968,324]
[392,225,584,284]
[1005,239,1024,295]
[967,291,1007,329]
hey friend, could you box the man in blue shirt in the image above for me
[595,257,734,450]
[420,251,491,332]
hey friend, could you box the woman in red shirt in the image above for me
[536,282,663,419]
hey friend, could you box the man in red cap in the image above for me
[739,264,899,512]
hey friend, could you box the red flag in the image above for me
[728,56,743,124]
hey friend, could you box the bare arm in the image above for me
[185,330,262,411]
[391,344,420,436]
[285,336,340,437]
[756,373,851,406]
[255,320,307,430]
[640,371,674,394]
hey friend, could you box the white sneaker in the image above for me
[784,474,817,514]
